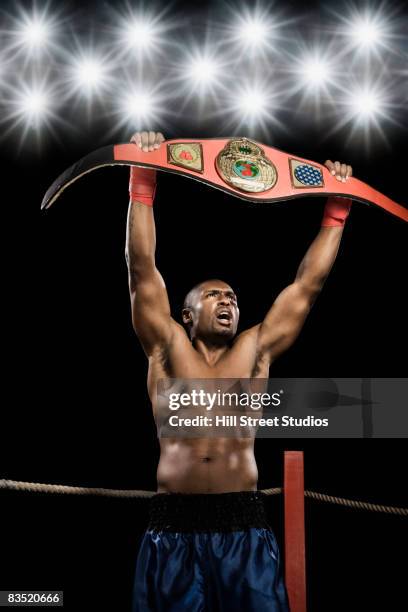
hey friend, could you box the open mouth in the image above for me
[216,310,232,325]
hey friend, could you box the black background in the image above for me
[2,1,408,610]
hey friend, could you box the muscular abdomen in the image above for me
[157,438,258,493]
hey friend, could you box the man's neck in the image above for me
[192,337,230,366]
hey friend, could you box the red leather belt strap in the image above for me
[41,138,407,223]
[284,450,307,612]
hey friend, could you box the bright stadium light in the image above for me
[324,75,398,151]
[1,78,59,142]
[303,59,329,86]
[108,75,169,137]
[333,6,398,60]
[62,46,115,103]
[20,18,47,48]
[237,17,269,46]
[224,4,292,59]
[216,79,285,142]
[20,89,49,118]
[125,93,151,118]
[5,5,65,65]
[187,57,219,85]
[108,5,172,59]
[281,43,339,109]
[14,11,56,52]
[238,90,268,114]
[220,77,285,136]
[349,89,383,121]
[74,58,105,91]
[350,16,383,49]
[24,19,50,47]
[172,43,228,103]
[119,89,161,124]
[124,19,155,48]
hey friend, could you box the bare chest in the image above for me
[147,334,270,405]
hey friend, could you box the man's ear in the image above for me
[182,308,192,326]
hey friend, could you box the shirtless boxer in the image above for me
[127,130,352,611]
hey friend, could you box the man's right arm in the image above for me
[125,131,174,357]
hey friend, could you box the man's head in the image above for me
[182,280,240,343]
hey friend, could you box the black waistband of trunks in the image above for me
[147,491,270,532]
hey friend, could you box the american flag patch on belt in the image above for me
[290,158,324,188]
[295,164,322,185]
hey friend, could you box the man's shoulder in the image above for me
[169,319,190,340]
[145,319,189,359]
[233,324,261,347]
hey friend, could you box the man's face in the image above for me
[183,281,240,342]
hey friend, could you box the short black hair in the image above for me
[183,282,205,310]
[183,279,232,310]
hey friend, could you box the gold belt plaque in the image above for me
[167,142,204,173]
[215,138,277,193]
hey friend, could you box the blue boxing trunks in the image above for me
[132,491,289,611]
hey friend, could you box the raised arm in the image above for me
[125,131,175,357]
[256,159,353,363]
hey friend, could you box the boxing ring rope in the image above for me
[1,478,407,515]
[3,450,407,612]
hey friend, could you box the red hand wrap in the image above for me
[129,166,157,207]
[322,196,352,227]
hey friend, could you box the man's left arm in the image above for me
[256,159,353,364]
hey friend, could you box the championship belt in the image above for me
[41,137,408,222]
